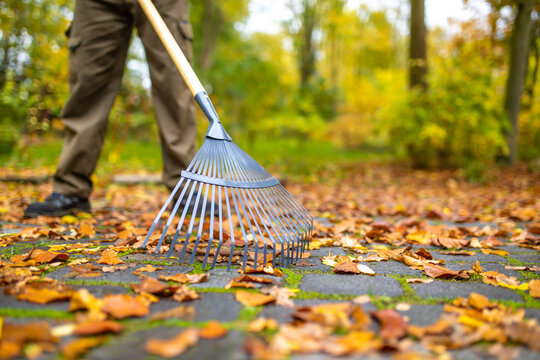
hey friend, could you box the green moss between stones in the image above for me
[64,279,133,288]
[281,268,304,289]
[237,306,263,322]
[0,307,74,319]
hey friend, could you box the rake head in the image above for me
[142,137,313,270]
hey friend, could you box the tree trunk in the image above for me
[409,0,427,90]
[299,0,318,89]
[504,0,534,165]
[198,0,224,72]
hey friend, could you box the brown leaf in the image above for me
[261,286,296,307]
[32,249,70,263]
[145,328,199,358]
[242,265,283,277]
[224,280,256,289]
[62,337,105,360]
[529,279,540,298]
[158,273,208,284]
[247,317,279,332]
[415,247,433,260]
[97,249,123,265]
[405,278,433,284]
[440,250,476,256]
[423,264,460,279]
[101,264,136,273]
[235,290,275,306]
[372,309,408,341]
[467,292,490,310]
[133,264,162,276]
[132,277,177,296]
[74,320,123,336]
[334,261,360,274]
[13,281,73,304]
[78,223,95,238]
[199,320,228,339]
[150,306,196,321]
[173,285,201,302]
[101,294,149,319]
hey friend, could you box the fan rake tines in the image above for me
[142,138,313,270]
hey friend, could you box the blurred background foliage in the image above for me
[0,0,538,180]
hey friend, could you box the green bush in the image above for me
[382,56,508,175]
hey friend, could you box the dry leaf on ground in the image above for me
[235,290,275,306]
[101,294,149,319]
[97,248,123,265]
[145,328,199,358]
[199,320,228,339]
[62,337,105,360]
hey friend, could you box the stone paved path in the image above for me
[1,217,539,360]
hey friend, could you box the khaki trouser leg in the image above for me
[135,0,197,191]
[53,0,132,198]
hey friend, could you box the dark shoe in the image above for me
[24,193,91,218]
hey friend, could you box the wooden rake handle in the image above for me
[137,0,204,95]
[137,0,231,141]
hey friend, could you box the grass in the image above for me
[0,307,74,319]
[1,135,387,180]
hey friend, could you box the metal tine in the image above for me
[269,186,310,260]
[209,186,225,270]
[201,184,215,269]
[222,143,265,269]
[258,187,293,266]
[201,141,219,269]
[220,143,250,270]
[212,142,234,269]
[167,141,213,258]
[142,177,184,248]
[227,146,273,267]
[274,185,313,255]
[265,186,303,265]
[178,140,215,262]
[143,140,211,248]
[276,187,313,256]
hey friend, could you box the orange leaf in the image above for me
[62,337,105,360]
[173,285,201,302]
[530,279,540,298]
[145,328,199,358]
[97,249,123,265]
[235,290,275,306]
[372,309,408,341]
[74,320,123,336]
[78,223,95,238]
[101,294,149,319]
[199,320,228,339]
[158,273,208,284]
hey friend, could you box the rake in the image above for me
[138,0,313,270]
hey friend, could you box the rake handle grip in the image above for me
[137,0,232,141]
[137,0,204,95]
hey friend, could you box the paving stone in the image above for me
[259,304,296,323]
[73,284,129,297]
[398,305,445,326]
[88,327,247,360]
[411,281,523,302]
[300,274,403,297]
[291,256,333,272]
[151,292,241,322]
[525,308,540,322]
[308,246,347,257]
[501,246,539,254]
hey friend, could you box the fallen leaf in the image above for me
[145,328,199,358]
[150,306,196,321]
[78,223,95,238]
[481,249,509,257]
[158,273,208,284]
[235,290,275,306]
[173,285,201,302]
[62,337,105,360]
[248,317,279,332]
[101,294,149,319]
[405,278,433,284]
[423,264,461,279]
[199,320,228,339]
[530,279,540,298]
[440,250,476,256]
[97,249,123,265]
[261,286,296,307]
[101,264,136,273]
[372,309,408,341]
[467,292,490,310]
[74,320,123,335]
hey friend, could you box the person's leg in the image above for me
[134,0,197,191]
[53,0,133,199]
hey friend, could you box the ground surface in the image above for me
[0,164,539,359]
